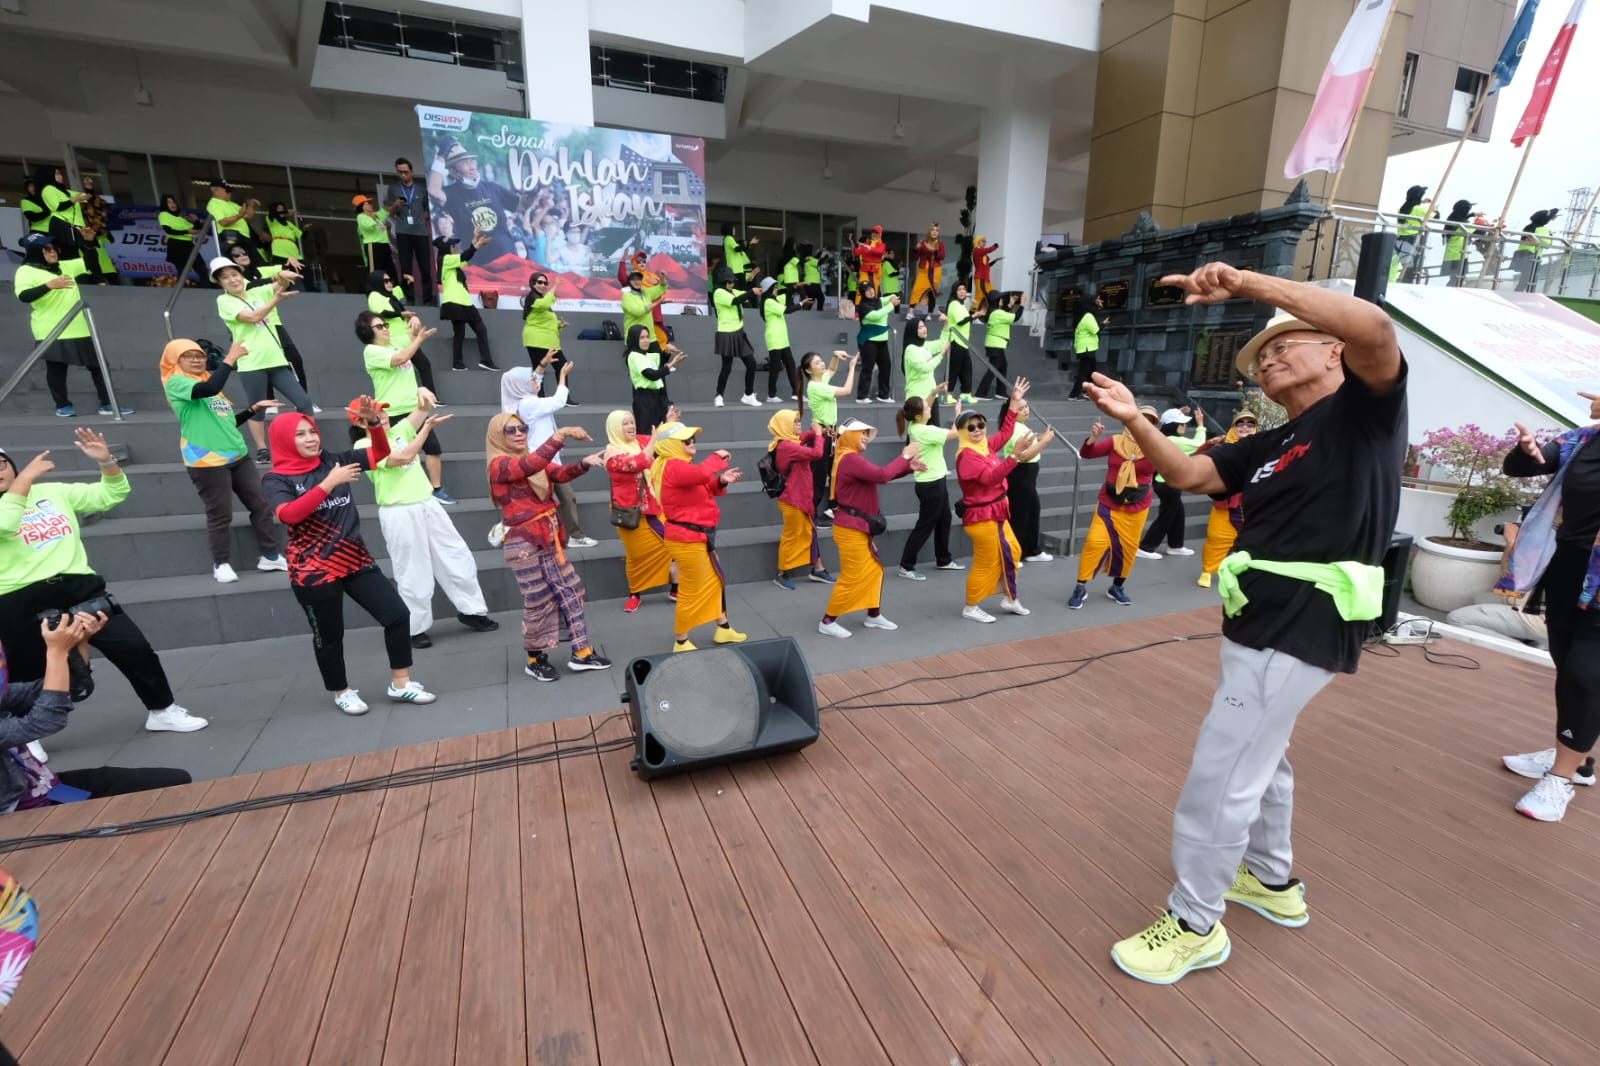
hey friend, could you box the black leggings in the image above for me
[44,360,110,409]
[0,573,175,710]
[1069,353,1097,398]
[291,568,412,692]
[1541,541,1600,753]
[716,351,757,397]
[411,348,438,397]
[900,478,953,570]
[976,346,1008,398]
[766,346,797,399]
[529,346,570,402]
[856,340,892,400]
[811,432,835,514]
[632,388,669,437]
[267,325,309,394]
[1007,462,1042,557]
[58,765,192,797]
[945,343,972,395]
[451,317,492,367]
[1141,481,1186,551]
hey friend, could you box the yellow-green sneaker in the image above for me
[1110,912,1230,985]
[1223,864,1309,927]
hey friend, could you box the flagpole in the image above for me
[1478,132,1539,282]
[1324,0,1401,212]
[1430,76,1497,219]
[1498,133,1539,227]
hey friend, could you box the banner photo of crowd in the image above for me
[414,105,707,312]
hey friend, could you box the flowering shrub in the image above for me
[1417,424,1555,542]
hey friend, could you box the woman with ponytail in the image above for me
[817,419,922,638]
[604,407,677,613]
[895,395,963,580]
[651,423,748,651]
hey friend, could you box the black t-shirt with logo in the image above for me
[262,449,377,587]
[1204,363,1408,674]
[442,180,521,264]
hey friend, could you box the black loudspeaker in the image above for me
[1353,231,1396,305]
[622,637,820,779]
[1377,532,1414,636]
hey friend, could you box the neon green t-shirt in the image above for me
[368,288,412,350]
[357,209,390,246]
[440,254,472,307]
[880,259,900,297]
[14,260,90,341]
[1000,418,1043,466]
[621,285,663,338]
[628,349,664,391]
[781,258,800,285]
[906,422,949,483]
[42,186,84,229]
[946,301,970,347]
[522,290,560,348]
[364,342,419,416]
[806,376,838,427]
[902,342,941,403]
[985,307,1016,349]
[360,421,433,506]
[217,285,287,372]
[165,375,248,467]
[1075,312,1100,354]
[206,196,249,236]
[723,235,749,276]
[763,296,791,350]
[714,287,745,333]
[159,211,195,243]
[803,257,821,284]
[0,476,130,594]
[267,219,303,260]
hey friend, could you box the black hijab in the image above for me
[900,314,927,350]
[22,239,61,274]
[32,164,66,195]
[367,270,405,315]
[1398,185,1426,215]
[1444,199,1473,236]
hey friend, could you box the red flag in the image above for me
[1512,0,1586,146]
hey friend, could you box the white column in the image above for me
[522,0,594,126]
[974,75,1050,293]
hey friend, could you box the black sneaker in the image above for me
[567,651,612,672]
[564,399,580,408]
[254,448,271,466]
[410,632,433,649]
[68,646,94,702]
[451,364,468,372]
[457,613,499,632]
[524,653,559,682]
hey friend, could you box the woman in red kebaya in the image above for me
[604,406,679,613]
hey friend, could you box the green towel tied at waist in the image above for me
[1216,552,1385,621]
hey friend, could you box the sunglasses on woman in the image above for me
[504,423,528,435]
[966,421,987,431]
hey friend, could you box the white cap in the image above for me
[1159,408,1192,425]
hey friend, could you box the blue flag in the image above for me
[1492,0,1542,91]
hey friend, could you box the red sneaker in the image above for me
[624,594,642,613]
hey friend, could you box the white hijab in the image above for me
[499,366,535,414]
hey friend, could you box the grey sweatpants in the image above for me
[1168,638,1335,932]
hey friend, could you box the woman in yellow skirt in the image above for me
[767,409,835,588]
[953,378,1055,623]
[818,418,923,637]
[1068,409,1160,609]
[1194,411,1257,587]
[604,407,679,612]
[650,422,748,651]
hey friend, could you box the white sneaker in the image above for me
[256,555,288,572]
[1516,773,1575,822]
[145,704,209,732]
[862,614,898,630]
[739,394,763,407]
[856,397,875,406]
[1023,552,1053,563]
[334,689,369,715]
[1165,546,1195,556]
[766,396,785,403]
[714,395,725,407]
[1502,748,1597,784]
[897,567,927,581]
[962,605,996,624]
[312,404,324,414]
[213,562,239,584]
[1136,549,1164,560]
[935,560,966,571]
[818,619,852,638]
[999,597,1031,616]
[567,535,599,548]
[387,681,438,704]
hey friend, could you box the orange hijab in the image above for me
[158,338,207,385]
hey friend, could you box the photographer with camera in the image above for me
[0,432,208,734]
[1,613,193,814]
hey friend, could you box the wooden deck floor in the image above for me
[0,608,1590,1065]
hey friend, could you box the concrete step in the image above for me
[105,502,1216,650]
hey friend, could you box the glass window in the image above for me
[456,23,503,70]
[1397,53,1418,118]
[707,203,742,273]
[743,206,784,277]
[74,149,146,204]
[690,63,726,103]
[784,213,822,258]
[341,5,402,55]
[606,49,650,92]
[590,44,607,85]
[288,165,378,217]
[401,14,457,63]
[149,155,219,211]
[651,55,695,99]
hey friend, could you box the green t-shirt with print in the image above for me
[364,342,419,416]
[0,476,130,595]
[216,285,287,371]
[165,375,248,467]
[360,421,433,506]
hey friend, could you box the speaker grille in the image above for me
[642,648,761,758]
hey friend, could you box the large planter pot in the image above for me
[1410,536,1503,612]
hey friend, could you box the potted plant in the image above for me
[1408,424,1537,612]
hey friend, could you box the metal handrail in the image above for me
[0,298,124,422]
[162,217,217,341]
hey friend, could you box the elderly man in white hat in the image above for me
[1086,260,1405,985]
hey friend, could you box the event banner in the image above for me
[101,203,218,282]
[414,105,707,311]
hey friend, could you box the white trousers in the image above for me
[378,498,489,635]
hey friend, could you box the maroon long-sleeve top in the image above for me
[954,406,1018,526]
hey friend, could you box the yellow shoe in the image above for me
[1223,864,1308,927]
[713,625,747,644]
[1197,572,1212,588]
[672,639,697,653]
[1110,912,1230,985]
